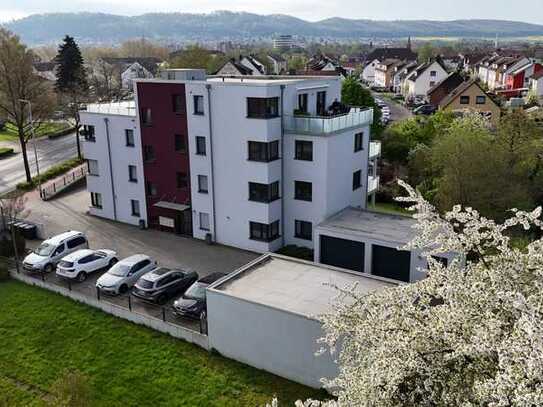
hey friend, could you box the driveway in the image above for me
[0,132,78,194]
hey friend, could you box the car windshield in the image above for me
[137,279,154,289]
[184,283,207,300]
[33,243,55,256]
[108,263,131,277]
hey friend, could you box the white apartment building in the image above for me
[80,72,379,254]
[80,102,148,226]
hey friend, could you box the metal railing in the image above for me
[284,107,374,135]
[40,165,88,201]
[369,141,382,159]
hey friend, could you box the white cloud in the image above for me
[0,9,29,22]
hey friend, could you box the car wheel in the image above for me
[44,264,54,273]
[157,294,168,305]
[109,258,118,268]
[119,284,128,295]
[77,271,87,282]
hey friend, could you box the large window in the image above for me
[131,200,140,217]
[176,172,188,189]
[199,212,210,231]
[141,108,152,126]
[193,95,204,115]
[87,159,99,176]
[128,165,138,182]
[90,192,102,209]
[196,136,206,155]
[143,145,155,162]
[198,175,208,193]
[295,220,312,241]
[248,141,279,162]
[353,170,362,190]
[354,132,364,152]
[82,125,95,142]
[174,134,186,152]
[249,181,279,203]
[172,94,184,114]
[247,97,279,119]
[249,221,280,242]
[295,181,312,201]
[125,129,135,147]
[295,140,313,161]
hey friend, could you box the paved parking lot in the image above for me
[19,184,260,331]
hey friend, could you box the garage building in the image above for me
[206,254,395,388]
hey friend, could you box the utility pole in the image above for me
[19,99,42,198]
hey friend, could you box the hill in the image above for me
[4,11,543,45]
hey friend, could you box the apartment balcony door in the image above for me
[316,91,327,116]
[175,210,193,236]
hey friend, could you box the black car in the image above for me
[413,104,437,115]
[131,267,198,304]
[172,272,226,319]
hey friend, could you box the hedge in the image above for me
[47,126,76,139]
[0,148,14,158]
[16,157,84,191]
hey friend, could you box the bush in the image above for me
[16,157,84,191]
[276,245,314,262]
[0,147,13,158]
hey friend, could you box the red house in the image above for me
[505,62,543,91]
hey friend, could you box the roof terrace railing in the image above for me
[284,107,373,135]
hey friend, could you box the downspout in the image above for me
[280,84,286,248]
[206,84,217,242]
[103,117,117,221]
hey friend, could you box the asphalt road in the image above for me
[0,132,78,194]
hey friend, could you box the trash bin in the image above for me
[139,219,146,230]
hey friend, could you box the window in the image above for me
[249,181,279,203]
[354,132,364,152]
[142,108,152,126]
[199,212,210,231]
[82,125,95,142]
[193,95,204,115]
[52,245,65,257]
[87,159,99,176]
[249,221,280,242]
[131,200,140,217]
[247,97,279,119]
[295,140,313,161]
[174,134,186,152]
[429,81,436,87]
[295,220,312,241]
[316,91,327,116]
[198,175,208,193]
[90,192,102,209]
[295,181,312,201]
[248,141,279,162]
[297,93,308,113]
[176,172,188,189]
[353,170,362,190]
[147,182,157,197]
[476,96,486,105]
[196,136,206,155]
[125,129,135,147]
[67,236,86,249]
[128,165,138,182]
[430,70,437,77]
[460,96,470,105]
[172,94,184,114]
[143,145,155,162]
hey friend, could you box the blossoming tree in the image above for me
[273,181,543,406]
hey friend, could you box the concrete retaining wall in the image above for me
[9,271,209,350]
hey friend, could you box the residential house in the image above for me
[460,53,486,75]
[530,70,543,99]
[487,56,530,91]
[427,72,465,107]
[98,57,161,90]
[267,54,287,75]
[361,58,380,84]
[32,62,56,82]
[304,55,347,77]
[80,70,380,254]
[503,61,543,96]
[439,80,501,125]
[365,47,417,63]
[392,61,418,94]
[374,59,402,89]
[240,55,267,75]
[404,60,448,100]
[215,59,254,76]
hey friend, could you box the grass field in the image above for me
[371,202,412,217]
[0,122,70,142]
[0,281,327,406]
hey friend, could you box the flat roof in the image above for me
[136,75,339,87]
[210,254,396,319]
[317,207,416,246]
[84,101,136,116]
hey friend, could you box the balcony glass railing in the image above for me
[284,107,373,135]
[369,141,381,158]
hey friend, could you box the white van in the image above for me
[23,231,88,273]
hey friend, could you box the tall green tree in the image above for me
[55,35,88,159]
[341,77,382,136]
[0,28,54,183]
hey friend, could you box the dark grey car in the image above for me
[132,267,199,305]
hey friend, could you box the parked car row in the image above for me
[374,97,390,125]
[22,230,226,319]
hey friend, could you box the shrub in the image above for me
[16,157,84,191]
[0,147,13,157]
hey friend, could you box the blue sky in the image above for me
[1,0,542,24]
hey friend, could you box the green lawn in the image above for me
[0,281,326,406]
[0,122,71,142]
[370,202,412,217]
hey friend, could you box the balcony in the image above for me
[284,107,373,136]
[369,141,381,159]
[367,175,379,195]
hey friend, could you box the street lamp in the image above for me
[19,99,42,197]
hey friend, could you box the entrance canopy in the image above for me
[153,201,190,212]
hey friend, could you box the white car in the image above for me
[56,249,118,282]
[23,231,88,273]
[95,254,157,295]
